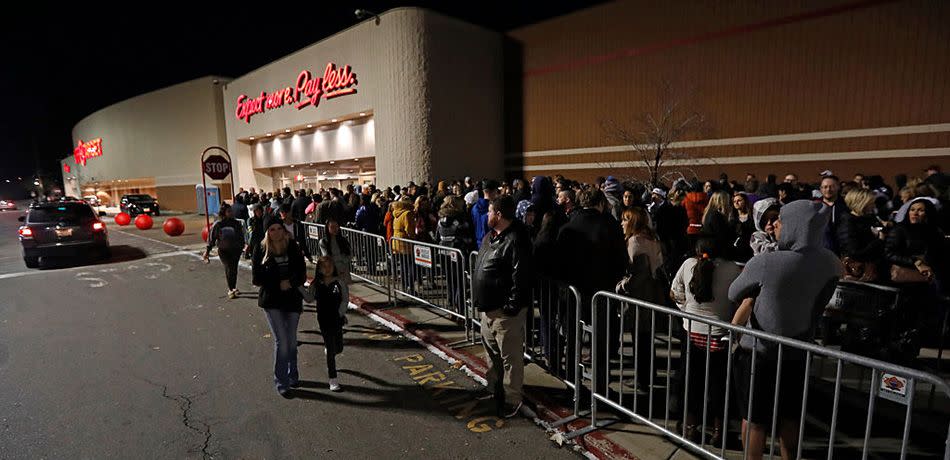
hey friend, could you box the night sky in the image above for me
[0,1,603,197]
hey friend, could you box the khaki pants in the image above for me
[480,308,527,405]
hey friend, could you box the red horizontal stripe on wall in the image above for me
[523,0,897,78]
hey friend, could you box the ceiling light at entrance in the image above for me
[290,164,295,168]
[284,129,291,133]
[307,124,313,128]
[266,133,272,136]
[331,118,338,122]
[359,112,366,116]
[329,161,335,164]
[249,136,255,140]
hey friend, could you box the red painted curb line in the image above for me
[347,294,639,460]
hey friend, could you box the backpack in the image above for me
[217,222,241,251]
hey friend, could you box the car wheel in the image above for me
[24,257,39,268]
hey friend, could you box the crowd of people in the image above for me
[206,165,948,457]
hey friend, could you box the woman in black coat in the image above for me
[885,197,948,345]
[252,216,307,398]
[837,189,885,281]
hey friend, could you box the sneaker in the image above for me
[233,288,241,295]
[277,387,293,399]
[475,390,496,401]
[329,378,342,392]
[227,289,237,299]
[289,381,301,389]
[502,401,523,419]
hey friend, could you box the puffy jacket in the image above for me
[251,240,306,311]
[683,192,708,235]
[391,201,415,254]
[436,214,475,254]
[555,208,626,296]
[471,221,535,314]
[836,213,884,263]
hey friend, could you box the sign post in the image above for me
[200,147,234,232]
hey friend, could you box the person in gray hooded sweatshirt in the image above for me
[748,198,781,257]
[728,200,842,460]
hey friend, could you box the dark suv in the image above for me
[18,202,110,268]
[120,194,160,216]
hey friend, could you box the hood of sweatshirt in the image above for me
[752,198,780,232]
[474,197,490,214]
[777,199,830,252]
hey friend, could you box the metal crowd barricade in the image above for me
[390,237,469,335]
[568,291,950,460]
[301,222,392,302]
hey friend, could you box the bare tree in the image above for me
[602,80,714,187]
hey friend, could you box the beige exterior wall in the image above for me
[223,7,505,190]
[62,76,230,211]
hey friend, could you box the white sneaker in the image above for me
[233,288,241,295]
[329,378,342,392]
[227,289,237,299]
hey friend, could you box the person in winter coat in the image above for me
[730,192,756,262]
[602,176,624,221]
[436,195,476,254]
[311,256,346,392]
[278,204,313,264]
[683,186,708,249]
[529,176,556,220]
[618,206,665,394]
[414,195,437,244]
[436,195,475,309]
[472,180,499,249]
[203,203,246,299]
[728,200,843,460]
[702,191,737,261]
[391,199,417,291]
[245,204,266,259]
[383,201,395,242]
[836,189,885,282]
[886,197,946,284]
[252,216,308,398]
[556,188,627,394]
[354,193,380,234]
[471,196,535,418]
[671,237,742,445]
[317,219,352,324]
[749,198,781,257]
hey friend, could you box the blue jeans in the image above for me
[264,309,301,389]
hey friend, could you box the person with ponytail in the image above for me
[670,237,742,444]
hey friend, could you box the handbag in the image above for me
[890,264,929,284]
[842,257,878,282]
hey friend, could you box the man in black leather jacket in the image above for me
[471,195,535,418]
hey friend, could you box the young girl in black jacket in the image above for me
[313,256,346,392]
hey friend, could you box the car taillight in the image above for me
[92,222,106,231]
[18,227,33,238]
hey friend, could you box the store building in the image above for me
[222,7,504,194]
[62,76,230,211]
[63,2,949,206]
[506,0,950,184]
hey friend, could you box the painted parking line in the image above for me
[393,352,505,434]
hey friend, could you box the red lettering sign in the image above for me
[73,138,103,166]
[234,62,358,123]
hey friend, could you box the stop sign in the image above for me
[203,155,231,180]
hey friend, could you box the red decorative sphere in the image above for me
[134,214,154,230]
[162,217,185,236]
[201,224,212,242]
[114,212,131,226]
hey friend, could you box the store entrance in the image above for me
[270,157,375,192]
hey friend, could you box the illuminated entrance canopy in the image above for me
[235,62,358,124]
[74,138,103,166]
